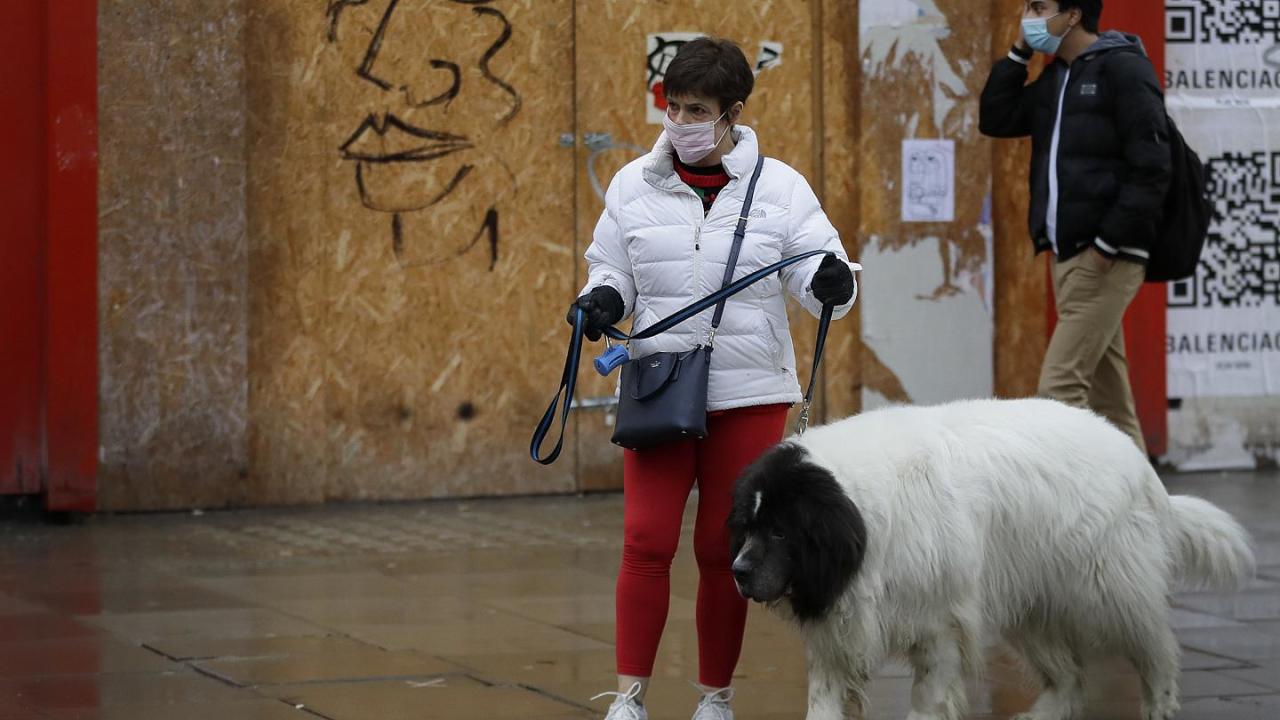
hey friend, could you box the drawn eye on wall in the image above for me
[326,0,521,271]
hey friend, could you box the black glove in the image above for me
[810,254,854,305]
[566,286,624,341]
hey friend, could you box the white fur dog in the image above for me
[727,398,1254,720]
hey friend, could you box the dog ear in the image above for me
[728,447,772,556]
[785,463,867,623]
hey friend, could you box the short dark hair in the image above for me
[1058,0,1102,33]
[662,37,754,115]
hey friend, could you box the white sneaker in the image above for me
[692,686,734,720]
[593,681,647,720]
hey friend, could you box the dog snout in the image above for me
[731,555,752,583]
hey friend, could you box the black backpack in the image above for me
[1145,113,1212,282]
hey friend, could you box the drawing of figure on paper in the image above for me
[326,0,522,271]
[902,140,954,223]
[906,149,950,219]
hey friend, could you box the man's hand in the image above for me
[1014,6,1030,51]
[1089,248,1117,273]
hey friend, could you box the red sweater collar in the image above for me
[674,158,730,189]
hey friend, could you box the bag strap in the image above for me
[601,249,830,343]
[711,154,766,337]
[532,248,840,465]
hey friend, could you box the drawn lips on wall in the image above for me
[327,0,520,270]
[341,113,476,213]
[341,114,472,162]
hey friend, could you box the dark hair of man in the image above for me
[662,37,754,115]
[1057,0,1102,34]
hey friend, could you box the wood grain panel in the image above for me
[245,0,577,502]
[991,0,1049,398]
[817,0,863,422]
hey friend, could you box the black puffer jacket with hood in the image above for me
[980,31,1171,264]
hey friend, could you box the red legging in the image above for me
[616,403,789,688]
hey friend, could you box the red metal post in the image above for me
[1105,0,1168,457]
[43,0,99,511]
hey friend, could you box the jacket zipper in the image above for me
[692,199,706,345]
[1046,66,1071,255]
[677,176,734,347]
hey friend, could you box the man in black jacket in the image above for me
[980,0,1170,453]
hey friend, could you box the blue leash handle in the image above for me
[530,249,836,465]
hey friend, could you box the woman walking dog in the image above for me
[569,38,859,720]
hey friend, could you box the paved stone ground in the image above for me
[0,469,1276,719]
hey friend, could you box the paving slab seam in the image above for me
[514,682,601,714]
[1177,646,1258,669]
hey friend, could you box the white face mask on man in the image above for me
[662,110,732,164]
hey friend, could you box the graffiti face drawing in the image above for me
[327,0,521,270]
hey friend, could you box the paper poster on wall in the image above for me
[646,32,704,124]
[901,139,954,222]
[1165,1,1280,398]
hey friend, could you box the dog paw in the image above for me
[1143,699,1180,720]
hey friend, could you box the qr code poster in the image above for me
[645,34,784,124]
[1165,2,1280,397]
[1165,106,1280,398]
[1165,1,1280,100]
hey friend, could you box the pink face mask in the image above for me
[662,110,731,164]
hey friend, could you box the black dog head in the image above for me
[728,442,867,623]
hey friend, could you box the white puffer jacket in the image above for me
[581,125,858,411]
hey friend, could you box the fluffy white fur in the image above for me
[773,398,1253,720]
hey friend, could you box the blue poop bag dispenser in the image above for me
[594,338,629,376]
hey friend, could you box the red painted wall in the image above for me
[0,1,48,496]
[0,0,98,510]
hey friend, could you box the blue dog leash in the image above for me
[531,250,838,465]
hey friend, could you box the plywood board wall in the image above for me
[991,0,1049,398]
[95,0,1050,508]
[818,0,865,421]
[244,0,578,503]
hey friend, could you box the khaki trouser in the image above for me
[1038,250,1148,454]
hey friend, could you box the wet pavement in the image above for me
[0,470,1277,719]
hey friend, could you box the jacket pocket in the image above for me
[758,314,785,372]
